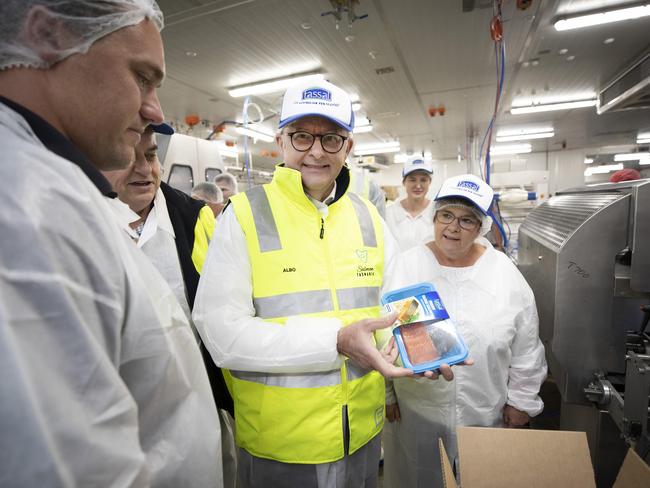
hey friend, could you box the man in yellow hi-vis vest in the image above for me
[194,78,455,488]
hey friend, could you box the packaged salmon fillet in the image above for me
[381,282,468,373]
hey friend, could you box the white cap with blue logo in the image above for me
[402,158,433,178]
[435,173,494,215]
[278,78,355,132]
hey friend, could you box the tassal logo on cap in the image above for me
[302,88,332,101]
[457,180,480,192]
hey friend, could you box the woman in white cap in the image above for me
[385,159,435,251]
[382,174,547,488]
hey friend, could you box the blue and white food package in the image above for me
[381,282,468,373]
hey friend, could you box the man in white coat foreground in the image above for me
[0,1,222,486]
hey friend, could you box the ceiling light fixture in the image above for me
[215,142,239,159]
[554,4,650,31]
[489,143,532,155]
[584,158,594,164]
[352,102,362,112]
[584,163,623,176]
[614,153,650,162]
[228,72,325,98]
[235,126,275,142]
[637,132,650,144]
[353,124,373,134]
[496,126,554,142]
[354,147,400,156]
[510,99,597,114]
[354,141,400,156]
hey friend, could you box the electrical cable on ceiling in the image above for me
[479,0,510,251]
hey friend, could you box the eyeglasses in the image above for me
[286,131,348,154]
[435,210,480,231]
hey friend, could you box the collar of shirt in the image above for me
[396,199,432,221]
[306,182,337,218]
[138,187,175,248]
[105,197,141,240]
[0,96,116,198]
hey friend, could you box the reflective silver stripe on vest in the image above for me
[254,289,334,319]
[347,193,377,248]
[246,186,282,252]
[336,287,380,311]
[346,359,372,381]
[230,369,342,388]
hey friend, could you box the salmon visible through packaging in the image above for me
[401,323,439,364]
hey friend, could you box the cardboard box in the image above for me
[613,448,650,488]
[439,427,650,488]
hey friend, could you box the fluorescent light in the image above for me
[614,153,650,162]
[638,132,650,144]
[511,99,597,114]
[354,141,400,151]
[353,124,373,134]
[215,143,238,159]
[354,147,400,156]
[584,163,623,176]
[352,102,362,112]
[393,153,408,163]
[489,144,532,155]
[235,126,275,142]
[638,138,650,144]
[554,5,650,31]
[229,73,325,97]
[496,131,554,142]
[584,158,594,164]
[424,151,432,160]
[497,126,553,137]
[640,160,650,165]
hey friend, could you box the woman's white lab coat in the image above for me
[382,238,547,487]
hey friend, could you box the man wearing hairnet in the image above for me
[382,174,547,487]
[0,1,222,486]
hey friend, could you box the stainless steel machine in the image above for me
[518,179,650,487]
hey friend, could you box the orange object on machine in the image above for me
[428,106,437,117]
[490,15,503,41]
[185,114,200,127]
[437,105,446,116]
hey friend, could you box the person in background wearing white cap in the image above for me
[194,77,459,487]
[385,159,435,251]
[0,1,223,486]
[382,174,547,488]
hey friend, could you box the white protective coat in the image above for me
[0,103,222,487]
[385,199,435,251]
[382,238,547,488]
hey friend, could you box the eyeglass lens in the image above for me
[437,211,479,230]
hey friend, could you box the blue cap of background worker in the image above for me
[151,122,174,135]
[435,173,494,215]
[402,158,433,178]
[278,77,355,131]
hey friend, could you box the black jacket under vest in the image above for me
[160,182,234,415]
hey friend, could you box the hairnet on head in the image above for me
[434,197,493,237]
[0,0,163,71]
[214,173,238,192]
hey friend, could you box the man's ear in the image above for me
[276,132,285,150]
[344,136,354,157]
[21,6,74,65]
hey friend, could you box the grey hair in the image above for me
[214,172,238,193]
[191,182,223,204]
[434,197,493,236]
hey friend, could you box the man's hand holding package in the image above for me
[337,314,414,378]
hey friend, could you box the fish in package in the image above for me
[381,282,469,373]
